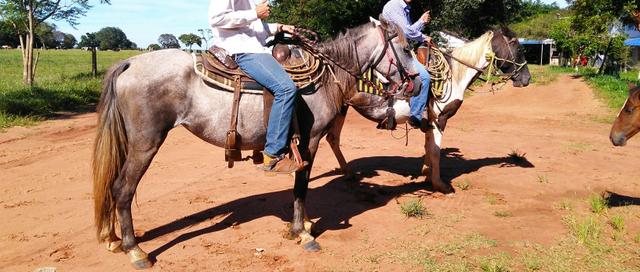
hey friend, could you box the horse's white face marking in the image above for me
[617,97,630,118]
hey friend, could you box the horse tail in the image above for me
[92,62,130,242]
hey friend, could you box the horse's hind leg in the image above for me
[113,131,168,269]
[326,110,354,178]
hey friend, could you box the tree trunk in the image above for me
[23,7,36,86]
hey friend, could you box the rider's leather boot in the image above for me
[260,153,308,175]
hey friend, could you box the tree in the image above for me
[61,33,76,49]
[78,32,99,76]
[147,43,161,51]
[198,28,212,48]
[270,0,559,39]
[158,33,179,49]
[94,27,133,50]
[78,32,98,48]
[178,33,201,51]
[0,0,111,85]
[0,19,19,47]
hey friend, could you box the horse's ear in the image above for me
[379,15,390,29]
[509,37,518,44]
[628,83,637,90]
[370,17,382,27]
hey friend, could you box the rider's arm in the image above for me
[209,1,259,30]
[382,2,425,43]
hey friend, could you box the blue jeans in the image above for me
[235,53,298,157]
[410,58,431,120]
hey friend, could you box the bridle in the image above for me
[427,33,527,93]
[484,35,528,86]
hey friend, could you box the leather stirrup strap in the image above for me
[289,112,304,167]
[225,75,243,168]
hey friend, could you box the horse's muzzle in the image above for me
[610,132,627,147]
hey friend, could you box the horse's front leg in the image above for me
[289,136,321,251]
[325,109,354,178]
[423,128,454,194]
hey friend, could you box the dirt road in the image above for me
[1,75,639,271]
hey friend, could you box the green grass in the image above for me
[589,194,608,214]
[0,49,141,128]
[608,215,625,232]
[400,199,426,218]
[530,65,636,111]
[563,215,604,248]
[478,253,511,272]
[527,64,574,85]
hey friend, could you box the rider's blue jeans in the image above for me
[235,53,297,157]
[410,58,431,121]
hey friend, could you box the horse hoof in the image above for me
[128,246,152,269]
[433,182,454,194]
[131,258,153,270]
[106,239,123,253]
[302,240,321,252]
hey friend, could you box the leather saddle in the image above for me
[193,45,321,169]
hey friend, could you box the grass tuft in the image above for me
[564,215,603,248]
[494,211,512,218]
[589,194,608,214]
[608,215,625,232]
[537,174,549,184]
[456,180,471,191]
[478,253,511,272]
[400,199,426,218]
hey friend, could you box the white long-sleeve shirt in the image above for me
[208,0,278,55]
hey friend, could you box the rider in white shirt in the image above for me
[209,0,306,174]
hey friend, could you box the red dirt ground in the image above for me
[1,75,639,271]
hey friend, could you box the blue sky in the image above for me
[58,0,569,49]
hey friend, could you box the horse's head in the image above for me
[610,85,640,146]
[368,16,421,96]
[491,27,531,87]
[345,17,422,124]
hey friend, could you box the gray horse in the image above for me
[92,18,420,269]
[327,27,531,194]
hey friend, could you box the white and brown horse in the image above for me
[328,27,531,193]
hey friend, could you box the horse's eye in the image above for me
[626,107,635,113]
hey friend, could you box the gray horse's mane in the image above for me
[315,22,378,110]
[317,22,377,71]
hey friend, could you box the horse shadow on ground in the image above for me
[141,148,534,261]
[604,191,640,207]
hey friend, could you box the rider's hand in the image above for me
[423,35,432,44]
[421,10,431,24]
[280,24,296,34]
[256,0,271,20]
